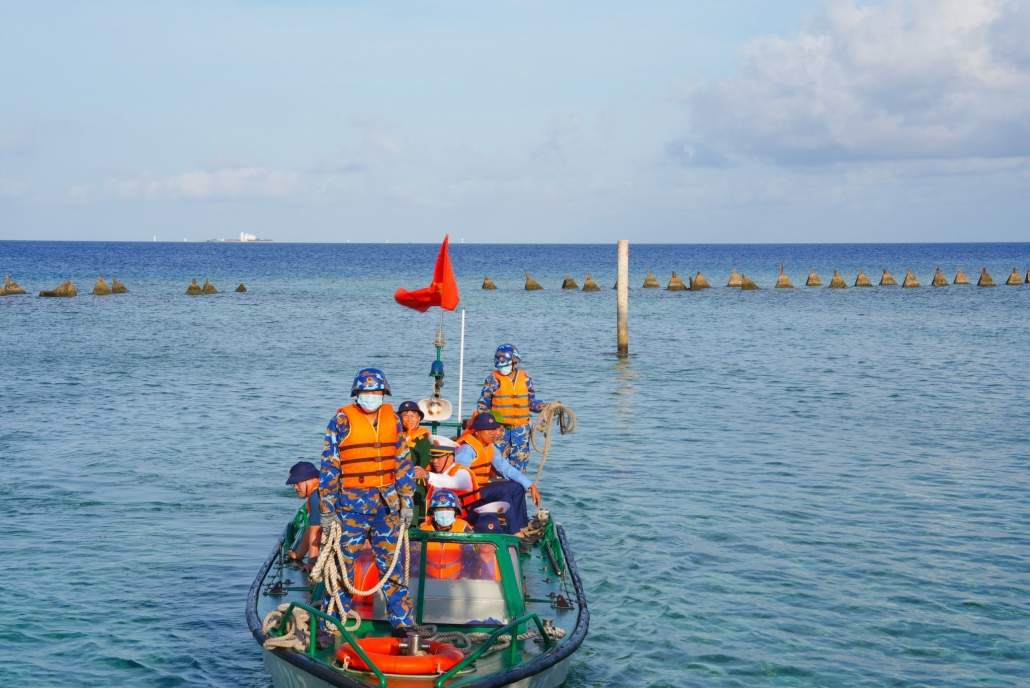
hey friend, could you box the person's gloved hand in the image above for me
[400,508,414,529]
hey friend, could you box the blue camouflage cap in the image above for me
[351,367,392,396]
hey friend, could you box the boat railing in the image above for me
[434,612,556,688]
[266,601,389,688]
[541,518,566,578]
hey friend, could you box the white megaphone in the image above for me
[418,397,452,422]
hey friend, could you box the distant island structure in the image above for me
[207,232,272,243]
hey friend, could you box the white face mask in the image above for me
[356,393,384,412]
[433,510,456,528]
[496,363,513,375]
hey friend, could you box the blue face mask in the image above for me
[433,510,456,528]
[356,393,384,412]
[496,363,513,375]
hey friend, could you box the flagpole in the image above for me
[458,307,466,425]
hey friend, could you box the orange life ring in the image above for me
[336,637,464,675]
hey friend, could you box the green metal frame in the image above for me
[406,529,525,625]
[541,519,566,577]
[433,612,556,688]
[268,602,389,688]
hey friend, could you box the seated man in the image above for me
[419,490,472,579]
[455,414,540,535]
[284,461,322,571]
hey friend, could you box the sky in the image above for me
[1,0,1029,243]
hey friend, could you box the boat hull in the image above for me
[263,649,570,688]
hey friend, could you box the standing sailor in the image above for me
[477,344,546,473]
[398,400,431,522]
[319,368,416,636]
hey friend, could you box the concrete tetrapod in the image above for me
[525,272,543,290]
[727,269,742,288]
[806,270,822,287]
[235,283,247,292]
[740,274,760,290]
[642,270,660,288]
[202,278,217,294]
[902,269,920,288]
[0,283,4,296]
[481,277,497,290]
[690,271,711,290]
[880,269,898,286]
[1026,268,1030,284]
[186,279,203,295]
[5,276,27,295]
[855,270,873,287]
[1005,268,1022,285]
[562,274,579,290]
[932,268,948,287]
[40,281,77,297]
[583,273,601,292]
[829,270,847,289]
[667,271,687,291]
[977,268,996,287]
[112,277,128,293]
[92,275,113,295]
[954,269,970,285]
[775,264,793,288]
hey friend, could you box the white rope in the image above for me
[529,402,576,487]
[262,603,311,651]
[430,625,567,656]
[309,513,410,626]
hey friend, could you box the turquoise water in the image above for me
[1,241,1029,687]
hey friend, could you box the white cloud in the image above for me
[677,0,1030,166]
[71,167,300,201]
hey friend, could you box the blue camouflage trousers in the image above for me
[496,424,533,473]
[321,505,414,629]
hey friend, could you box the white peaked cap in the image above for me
[428,435,459,451]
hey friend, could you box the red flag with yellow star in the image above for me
[393,235,460,312]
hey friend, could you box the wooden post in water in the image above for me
[617,240,629,357]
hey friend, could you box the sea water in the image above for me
[1,241,1028,687]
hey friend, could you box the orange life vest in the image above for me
[490,370,531,426]
[425,463,480,518]
[403,426,430,450]
[420,519,472,579]
[336,404,399,489]
[459,434,496,485]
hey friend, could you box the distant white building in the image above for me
[240,232,257,242]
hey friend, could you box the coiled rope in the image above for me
[416,623,567,657]
[530,401,576,487]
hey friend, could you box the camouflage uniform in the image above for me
[319,409,415,629]
[476,372,545,473]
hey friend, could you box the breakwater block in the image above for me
[740,274,760,290]
[202,278,217,294]
[977,268,996,287]
[0,284,4,296]
[932,268,948,287]
[40,281,77,297]
[92,275,113,295]
[643,270,660,288]
[954,269,970,285]
[727,269,742,288]
[829,270,847,289]
[112,277,128,293]
[902,269,920,288]
[186,279,202,295]
[525,272,543,290]
[806,270,822,287]
[667,271,687,291]
[880,269,897,286]
[775,264,793,288]
[482,277,496,290]
[5,275,27,295]
[235,283,247,292]
[583,273,601,291]
[1026,268,1030,284]
[691,271,711,290]
[562,274,579,290]
[1005,268,1022,285]
[854,269,873,287]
